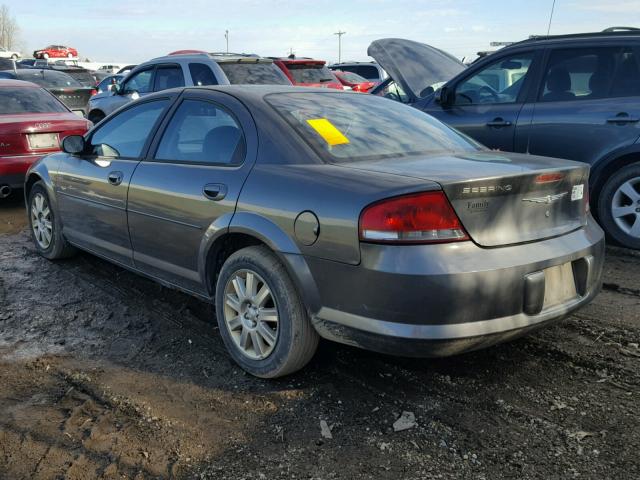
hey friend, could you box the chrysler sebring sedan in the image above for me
[25,86,604,377]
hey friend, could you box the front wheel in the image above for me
[42,53,49,59]
[28,181,76,260]
[10,54,17,60]
[597,162,640,249]
[215,246,319,378]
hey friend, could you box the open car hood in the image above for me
[367,38,465,101]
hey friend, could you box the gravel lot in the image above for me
[1,193,639,480]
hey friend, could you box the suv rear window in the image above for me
[266,92,476,163]
[287,64,335,84]
[335,65,380,81]
[218,62,289,85]
[0,87,68,114]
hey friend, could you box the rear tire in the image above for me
[67,52,73,58]
[215,246,319,378]
[43,53,49,59]
[28,181,76,260]
[597,162,640,249]
[10,54,17,60]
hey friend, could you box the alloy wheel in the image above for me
[31,193,53,249]
[611,176,640,239]
[223,269,279,360]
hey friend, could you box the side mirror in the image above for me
[435,85,452,106]
[61,135,86,155]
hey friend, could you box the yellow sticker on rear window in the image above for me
[306,118,349,146]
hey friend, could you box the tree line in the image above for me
[0,4,20,50]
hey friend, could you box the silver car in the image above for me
[26,86,604,378]
[87,53,290,123]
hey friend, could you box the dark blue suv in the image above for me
[370,32,640,249]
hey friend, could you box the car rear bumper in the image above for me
[287,217,605,357]
[0,154,44,188]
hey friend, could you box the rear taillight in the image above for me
[90,89,97,96]
[359,191,469,244]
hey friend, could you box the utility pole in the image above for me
[225,29,229,53]
[334,30,346,63]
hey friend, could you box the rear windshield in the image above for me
[219,62,290,85]
[335,65,380,81]
[16,70,82,88]
[0,87,68,114]
[62,70,95,87]
[266,92,477,163]
[337,71,368,83]
[287,64,335,84]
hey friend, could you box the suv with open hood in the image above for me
[370,32,640,249]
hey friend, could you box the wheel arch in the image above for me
[590,146,640,210]
[198,212,321,313]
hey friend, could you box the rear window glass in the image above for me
[16,70,82,88]
[337,71,368,83]
[287,64,335,84]
[219,62,290,85]
[63,70,96,87]
[336,65,380,81]
[0,87,68,114]
[266,92,477,163]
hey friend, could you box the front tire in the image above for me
[597,162,640,249]
[42,53,49,59]
[28,181,76,260]
[215,246,319,378]
[10,54,17,60]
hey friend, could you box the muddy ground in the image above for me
[1,192,639,480]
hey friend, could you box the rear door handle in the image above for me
[486,118,512,127]
[606,113,640,124]
[107,171,123,186]
[203,183,228,201]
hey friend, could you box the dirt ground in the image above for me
[1,192,639,480]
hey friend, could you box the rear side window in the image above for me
[0,87,68,114]
[218,62,290,85]
[155,99,245,165]
[153,65,185,91]
[540,47,640,101]
[189,63,218,86]
[90,100,168,158]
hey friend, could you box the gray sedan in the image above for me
[25,85,604,377]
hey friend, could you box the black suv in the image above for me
[370,30,640,249]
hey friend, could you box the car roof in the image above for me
[147,52,272,64]
[504,29,640,50]
[0,78,39,88]
[142,84,350,102]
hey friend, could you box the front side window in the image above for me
[123,69,153,94]
[155,99,245,165]
[218,62,290,85]
[267,92,477,163]
[455,53,534,105]
[540,47,640,102]
[189,63,218,86]
[90,100,168,158]
[153,65,185,91]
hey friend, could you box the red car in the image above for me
[0,80,90,197]
[333,70,378,93]
[271,57,343,89]
[33,45,78,60]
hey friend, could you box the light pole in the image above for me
[334,30,346,63]
[225,30,229,53]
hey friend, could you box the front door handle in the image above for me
[107,171,123,186]
[203,183,228,201]
[486,118,513,128]
[606,113,640,124]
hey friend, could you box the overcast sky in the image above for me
[8,0,640,63]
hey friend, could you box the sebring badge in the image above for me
[522,192,568,204]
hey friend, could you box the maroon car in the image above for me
[0,80,90,197]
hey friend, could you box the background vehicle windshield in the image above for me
[288,64,335,83]
[267,92,478,162]
[219,63,290,85]
[17,70,82,88]
[0,87,68,114]
[338,71,368,83]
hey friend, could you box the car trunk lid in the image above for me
[340,151,590,247]
[367,38,466,101]
[0,113,88,155]
[48,87,94,116]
